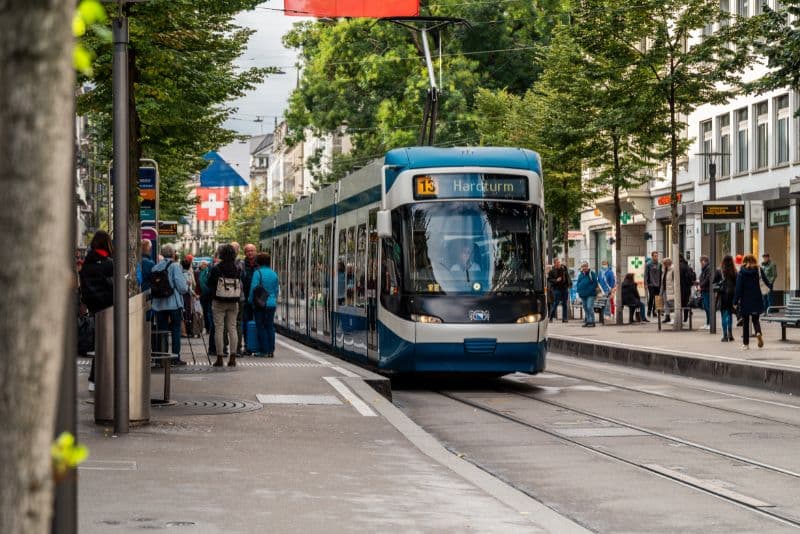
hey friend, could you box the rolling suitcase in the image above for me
[246,320,259,354]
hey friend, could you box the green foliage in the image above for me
[283,1,570,176]
[51,432,88,482]
[73,0,109,75]
[743,1,800,94]
[216,187,294,247]
[77,0,275,219]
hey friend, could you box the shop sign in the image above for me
[627,256,646,297]
[657,193,682,206]
[567,230,584,240]
[768,208,790,227]
[702,201,745,222]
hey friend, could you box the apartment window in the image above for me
[720,0,731,27]
[736,108,749,172]
[776,94,789,164]
[718,113,731,177]
[754,0,764,14]
[737,0,749,16]
[755,101,768,169]
[701,120,713,180]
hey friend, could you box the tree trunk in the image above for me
[562,215,570,268]
[128,45,141,295]
[0,3,75,533]
[669,85,682,330]
[613,137,624,325]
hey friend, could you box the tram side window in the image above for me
[337,230,346,305]
[355,224,367,308]
[346,226,356,306]
[381,211,403,298]
[300,235,307,300]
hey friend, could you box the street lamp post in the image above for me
[708,160,717,335]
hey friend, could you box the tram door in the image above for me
[322,223,333,339]
[367,209,378,358]
[309,228,319,336]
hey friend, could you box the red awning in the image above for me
[284,0,419,17]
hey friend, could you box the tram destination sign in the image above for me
[413,173,528,201]
[702,201,745,223]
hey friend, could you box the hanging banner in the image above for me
[284,0,419,17]
[197,187,229,222]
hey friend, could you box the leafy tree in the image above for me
[1,2,75,532]
[283,1,570,175]
[580,0,754,328]
[566,14,666,324]
[744,1,800,95]
[78,0,275,285]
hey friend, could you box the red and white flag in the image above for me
[284,0,418,17]
[196,188,229,221]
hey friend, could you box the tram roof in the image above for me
[385,146,541,175]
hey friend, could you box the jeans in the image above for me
[550,288,569,320]
[742,313,762,346]
[647,286,660,316]
[212,300,239,356]
[628,302,646,322]
[582,295,595,325]
[762,291,773,314]
[703,291,711,325]
[721,309,732,336]
[156,308,183,357]
[253,306,276,354]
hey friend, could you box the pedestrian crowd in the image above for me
[77,233,281,391]
[546,250,777,350]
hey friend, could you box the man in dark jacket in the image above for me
[644,251,661,318]
[547,258,571,322]
[698,256,712,328]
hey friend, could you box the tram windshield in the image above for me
[403,202,544,295]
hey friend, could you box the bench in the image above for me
[762,297,800,341]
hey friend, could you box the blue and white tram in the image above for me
[260,146,547,374]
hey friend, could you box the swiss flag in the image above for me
[197,188,229,221]
[284,0,418,17]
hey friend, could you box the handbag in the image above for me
[252,270,269,309]
[654,294,664,311]
[758,271,770,296]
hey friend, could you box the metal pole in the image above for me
[112,16,130,434]
[709,162,717,335]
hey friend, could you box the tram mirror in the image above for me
[377,210,392,238]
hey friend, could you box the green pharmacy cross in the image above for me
[630,257,644,269]
[620,211,632,224]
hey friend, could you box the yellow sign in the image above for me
[415,175,438,197]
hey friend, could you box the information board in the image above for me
[413,173,528,201]
[702,201,745,223]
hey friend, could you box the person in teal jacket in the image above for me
[575,261,599,327]
[248,252,280,357]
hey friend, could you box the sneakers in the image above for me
[88,381,95,392]
[664,319,673,325]
[720,336,729,342]
[741,344,750,351]
[756,333,764,348]
[701,324,710,330]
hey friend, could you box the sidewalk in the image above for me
[76,335,586,534]
[547,315,800,395]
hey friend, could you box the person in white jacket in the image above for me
[661,258,674,324]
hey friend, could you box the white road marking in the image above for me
[323,377,376,417]
[644,464,773,508]
[276,339,329,365]
[330,365,360,378]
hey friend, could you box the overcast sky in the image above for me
[224,4,310,137]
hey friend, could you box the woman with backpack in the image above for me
[713,255,737,342]
[247,252,280,358]
[207,244,242,367]
[79,231,114,392]
[734,254,766,350]
[150,244,189,366]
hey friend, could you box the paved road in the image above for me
[393,354,800,533]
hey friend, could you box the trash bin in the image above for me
[94,292,151,425]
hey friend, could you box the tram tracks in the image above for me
[434,389,800,529]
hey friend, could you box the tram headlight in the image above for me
[515,314,542,324]
[410,314,443,324]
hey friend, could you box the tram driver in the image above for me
[450,242,482,273]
